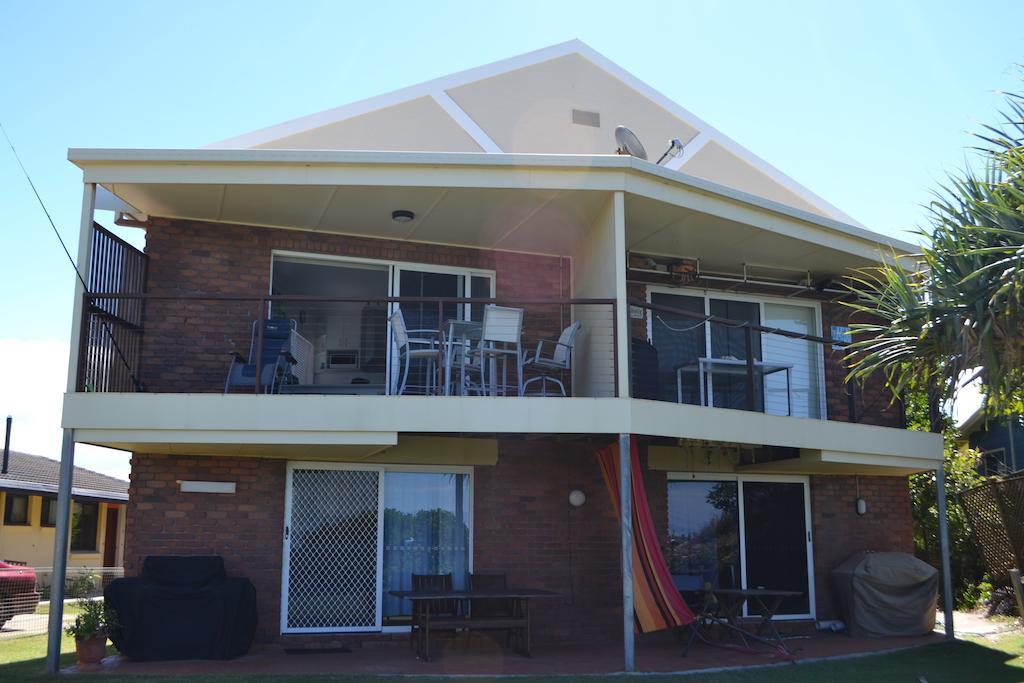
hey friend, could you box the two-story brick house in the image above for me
[51,41,944,669]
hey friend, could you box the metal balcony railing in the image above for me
[77,294,618,399]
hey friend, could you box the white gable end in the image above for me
[207,40,859,225]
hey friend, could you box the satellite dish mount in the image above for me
[615,126,686,166]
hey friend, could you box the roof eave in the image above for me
[67,147,919,256]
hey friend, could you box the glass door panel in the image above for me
[284,467,382,632]
[666,481,741,595]
[397,270,462,331]
[741,481,810,615]
[708,299,762,411]
[762,303,822,418]
[381,472,471,625]
[650,293,706,404]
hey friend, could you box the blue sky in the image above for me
[1,1,1022,476]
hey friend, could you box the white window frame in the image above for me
[645,286,828,420]
[269,251,496,393]
[666,471,816,620]
[281,461,474,635]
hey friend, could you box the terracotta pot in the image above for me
[75,634,107,666]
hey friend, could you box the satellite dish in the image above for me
[614,126,648,160]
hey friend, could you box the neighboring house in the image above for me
[59,40,942,653]
[958,409,1024,476]
[0,452,127,568]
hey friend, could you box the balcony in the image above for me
[76,293,617,399]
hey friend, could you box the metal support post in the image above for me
[935,465,955,639]
[45,431,76,673]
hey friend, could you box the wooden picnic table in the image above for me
[389,588,560,661]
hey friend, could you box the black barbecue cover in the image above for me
[104,555,257,660]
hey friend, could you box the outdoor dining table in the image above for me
[675,357,794,414]
[389,587,560,661]
[683,587,803,658]
[441,318,482,396]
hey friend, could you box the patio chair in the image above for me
[390,309,443,395]
[410,573,458,651]
[224,318,299,394]
[468,572,515,648]
[522,321,581,396]
[476,305,524,396]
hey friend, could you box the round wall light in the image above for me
[392,209,415,223]
[568,489,587,507]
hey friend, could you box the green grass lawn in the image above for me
[33,601,85,616]
[1,633,1021,682]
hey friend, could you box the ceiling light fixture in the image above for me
[392,210,415,223]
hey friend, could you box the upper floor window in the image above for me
[3,494,29,526]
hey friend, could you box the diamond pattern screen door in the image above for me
[282,464,384,633]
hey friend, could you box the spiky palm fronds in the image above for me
[844,90,1024,416]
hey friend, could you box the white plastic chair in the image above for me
[522,321,581,396]
[477,305,524,396]
[390,309,442,395]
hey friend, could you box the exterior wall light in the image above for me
[392,210,415,223]
[569,489,586,507]
[856,498,868,516]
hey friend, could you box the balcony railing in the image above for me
[629,298,865,422]
[77,294,618,398]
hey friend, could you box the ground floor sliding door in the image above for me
[282,463,472,634]
[666,474,814,618]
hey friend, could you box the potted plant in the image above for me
[65,599,117,667]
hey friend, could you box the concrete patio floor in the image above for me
[67,630,944,677]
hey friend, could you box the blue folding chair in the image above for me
[224,318,299,393]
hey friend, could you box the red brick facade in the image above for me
[809,474,914,619]
[124,444,914,643]
[820,303,904,428]
[125,454,286,642]
[138,217,571,393]
[119,219,917,645]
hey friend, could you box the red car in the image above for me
[0,561,40,629]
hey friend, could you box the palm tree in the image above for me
[843,90,1024,423]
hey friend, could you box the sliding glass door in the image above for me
[667,475,814,618]
[761,303,823,418]
[282,463,472,634]
[648,289,824,418]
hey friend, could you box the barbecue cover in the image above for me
[105,556,257,660]
[831,551,937,637]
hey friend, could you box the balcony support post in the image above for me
[48,182,96,674]
[936,465,955,639]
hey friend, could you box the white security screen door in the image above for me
[282,465,384,633]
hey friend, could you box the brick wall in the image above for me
[125,439,640,646]
[809,474,914,619]
[138,217,572,393]
[473,440,624,643]
[820,303,904,428]
[125,454,286,642]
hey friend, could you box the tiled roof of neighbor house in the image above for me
[0,451,128,502]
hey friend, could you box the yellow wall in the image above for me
[0,491,124,568]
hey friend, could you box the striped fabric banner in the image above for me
[597,438,695,633]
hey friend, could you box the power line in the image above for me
[0,122,88,290]
[0,121,144,391]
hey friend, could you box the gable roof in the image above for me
[206,40,862,227]
[0,452,128,502]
